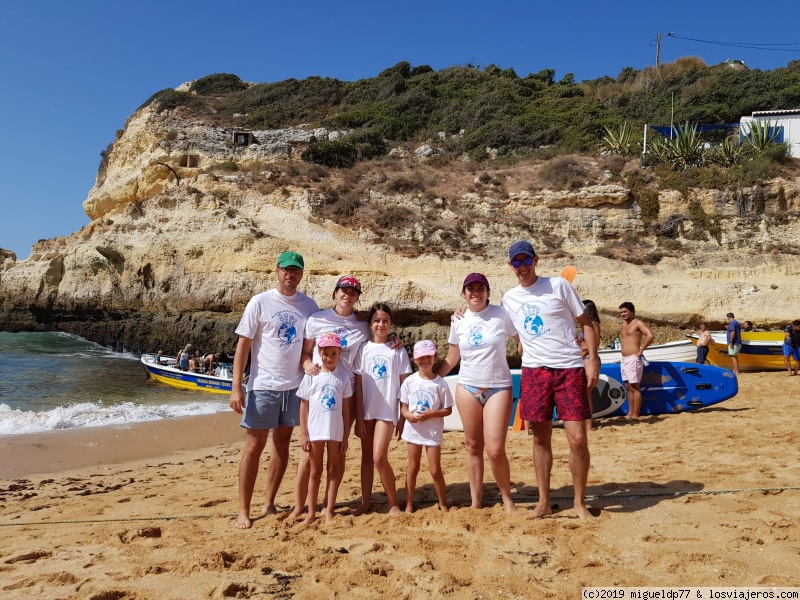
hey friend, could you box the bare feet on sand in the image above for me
[528,502,553,518]
[404,503,415,514]
[574,504,596,519]
[503,498,518,515]
[235,512,253,529]
[388,505,401,517]
[261,504,279,516]
[438,502,449,513]
[324,509,336,525]
[352,502,373,516]
[287,507,305,521]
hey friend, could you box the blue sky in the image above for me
[1,0,798,258]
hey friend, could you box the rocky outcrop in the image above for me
[2,104,800,354]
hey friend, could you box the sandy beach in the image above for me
[1,372,798,599]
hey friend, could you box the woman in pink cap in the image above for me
[438,273,519,514]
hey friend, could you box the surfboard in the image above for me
[599,360,738,417]
[442,370,626,431]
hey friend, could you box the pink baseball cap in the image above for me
[413,340,437,359]
[317,333,343,348]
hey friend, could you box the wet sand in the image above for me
[1,372,798,598]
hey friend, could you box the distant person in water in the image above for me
[695,323,711,365]
[726,312,742,376]
[229,251,319,529]
[618,302,654,418]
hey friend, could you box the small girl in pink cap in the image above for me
[293,333,352,524]
[400,340,454,513]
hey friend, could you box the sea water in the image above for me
[0,331,229,435]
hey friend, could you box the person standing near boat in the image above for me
[618,302,655,418]
[695,323,712,365]
[229,251,319,529]
[577,300,601,431]
[726,312,742,376]
[501,240,599,519]
[783,320,800,376]
[438,273,519,514]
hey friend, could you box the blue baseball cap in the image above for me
[508,241,536,260]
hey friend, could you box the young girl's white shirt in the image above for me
[304,308,370,382]
[353,341,413,425]
[447,304,517,387]
[501,276,586,369]
[400,374,454,446]
[297,367,353,442]
[235,289,319,391]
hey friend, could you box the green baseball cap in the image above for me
[277,251,304,270]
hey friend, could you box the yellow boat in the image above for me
[686,332,785,372]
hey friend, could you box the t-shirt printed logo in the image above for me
[320,384,338,412]
[325,325,355,349]
[410,390,433,413]
[368,356,389,380]
[467,323,485,348]
[275,310,301,346]
[518,303,547,338]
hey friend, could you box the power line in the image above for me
[671,34,800,53]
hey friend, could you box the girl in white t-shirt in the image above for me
[353,303,412,516]
[294,333,352,525]
[438,273,519,514]
[401,340,453,513]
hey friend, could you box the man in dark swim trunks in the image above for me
[500,241,599,519]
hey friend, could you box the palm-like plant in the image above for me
[709,135,744,167]
[600,121,639,156]
[742,119,781,156]
[667,122,705,169]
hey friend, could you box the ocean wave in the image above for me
[0,401,231,435]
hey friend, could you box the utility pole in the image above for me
[656,32,674,66]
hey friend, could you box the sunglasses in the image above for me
[510,256,534,268]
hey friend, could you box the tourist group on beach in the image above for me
[227,242,659,528]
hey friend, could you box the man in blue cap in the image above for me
[501,240,599,519]
[229,250,319,529]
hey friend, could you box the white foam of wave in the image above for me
[0,401,231,435]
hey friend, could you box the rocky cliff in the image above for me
[2,104,799,353]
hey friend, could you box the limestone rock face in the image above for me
[3,104,800,353]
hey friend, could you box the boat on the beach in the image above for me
[140,354,236,394]
[598,339,696,364]
[686,333,785,372]
[443,361,737,431]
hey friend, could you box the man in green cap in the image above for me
[229,250,319,529]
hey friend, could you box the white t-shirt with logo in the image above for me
[448,304,517,387]
[304,308,370,382]
[353,341,413,424]
[297,367,353,442]
[400,374,454,447]
[235,289,319,391]
[501,276,585,369]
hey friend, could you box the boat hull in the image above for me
[598,339,696,364]
[141,355,233,394]
[687,335,785,372]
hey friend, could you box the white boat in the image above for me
[598,339,696,364]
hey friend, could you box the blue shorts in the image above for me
[783,344,800,360]
[241,389,300,430]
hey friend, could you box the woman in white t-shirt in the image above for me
[438,273,519,514]
[292,276,370,510]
